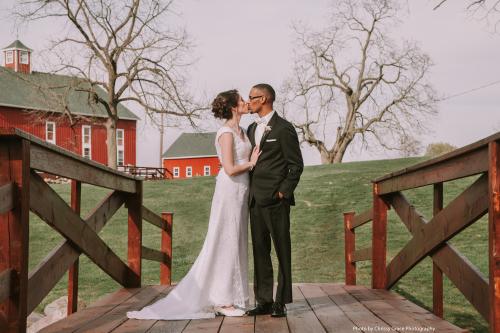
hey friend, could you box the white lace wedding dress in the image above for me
[127,126,251,320]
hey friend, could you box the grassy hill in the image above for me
[29,157,488,332]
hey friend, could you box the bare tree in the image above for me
[398,136,422,158]
[279,0,437,164]
[434,0,500,32]
[14,0,203,168]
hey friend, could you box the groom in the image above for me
[246,83,303,317]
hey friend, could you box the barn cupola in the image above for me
[2,40,33,74]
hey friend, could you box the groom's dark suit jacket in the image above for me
[247,112,304,206]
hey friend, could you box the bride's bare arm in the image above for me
[219,133,258,176]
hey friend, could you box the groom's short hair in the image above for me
[253,83,275,103]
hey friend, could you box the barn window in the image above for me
[46,121,56,144]
[173,167,179,178]
[82,125,91,159]
[204,165,210,176]
[117,150,124,166]
[186,166,192,178]
[5,51,13,64]
[20,51,28,64]
[117,129,124,146]
[117,129,125,166]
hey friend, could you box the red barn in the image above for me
[0,40,140,167]
[162,132,221,179]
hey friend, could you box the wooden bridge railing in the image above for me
[118,165,173,180]
[344,131,500,331]
[343,209,373,286]
[141,208,173,285]
[0,128,173,333]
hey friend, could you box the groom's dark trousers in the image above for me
[247,112,303,305]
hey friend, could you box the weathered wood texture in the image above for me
[351,208,372,229]
[433,182,444,318]
[386,174,489,289]
[139,210,172,285]
[0,269,13,304]
[68,180,81,316]
[30,144,137,193]
[0,139,30,333]
[142,206,165,230]
[352,247,372,262]
[343,212,356,285]
[39,283,466,333]
[375,146,488,194]
[375,130,500,185]
[0,130,153,332]
[0,182,14,214]
[389,191,490,321]
[0,128,137,192]
[29,171,138,288]
[127,181,142,288]
[489,140,500,331]
[0,127,139,179]
[343,131,500,331]
[141,247,167,263]
[322,284,396,332]
[161,212,173,285]
[372,183,388,289]
[27,190,125,314]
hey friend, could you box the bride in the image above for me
[127,89,260,320]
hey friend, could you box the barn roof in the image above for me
[163,132,217,159]
[0,67,139,120]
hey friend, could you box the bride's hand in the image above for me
[250,146,261,165]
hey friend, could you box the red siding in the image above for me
[121,120,136,166]
[163,156,220,179]
[17,50,31,74]
[3,51,15,71]
[2,50,30,73]
[0,107,136,166]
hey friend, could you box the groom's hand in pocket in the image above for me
[277,192,284,199]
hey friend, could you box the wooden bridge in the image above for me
[35,283,464,333]
[0,128,499,332]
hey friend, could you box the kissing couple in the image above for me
[127,83,304,320]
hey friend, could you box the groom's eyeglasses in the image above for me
[248,95,263,101]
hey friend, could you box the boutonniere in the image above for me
[264,125,272,132]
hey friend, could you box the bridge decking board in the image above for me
[38,283,467,333]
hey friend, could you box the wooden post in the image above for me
[67,180,81,315]
[433,182,444,318]
[127,180,142,288]
[160,212,173,285]
[489,140,500,332]
[372,183,388,289]
[0,139,30,333]
[344,212,356,285]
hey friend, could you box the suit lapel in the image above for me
[259,112,279,149]
[249,123,257,147]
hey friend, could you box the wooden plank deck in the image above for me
[39,283,468,333]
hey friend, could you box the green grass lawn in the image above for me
[29,157,488,332]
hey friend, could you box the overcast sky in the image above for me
[1,0,499,166]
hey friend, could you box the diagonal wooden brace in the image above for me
[27,187,126,314]
[386,173,489,290]
[390,190,489,322]
[28,171,139,292]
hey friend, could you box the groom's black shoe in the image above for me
[271,302,287,317]
[245,302,273,316]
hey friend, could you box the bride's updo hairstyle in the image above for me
[212,89,239,120]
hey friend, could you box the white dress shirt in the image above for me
[254,110,275,146]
